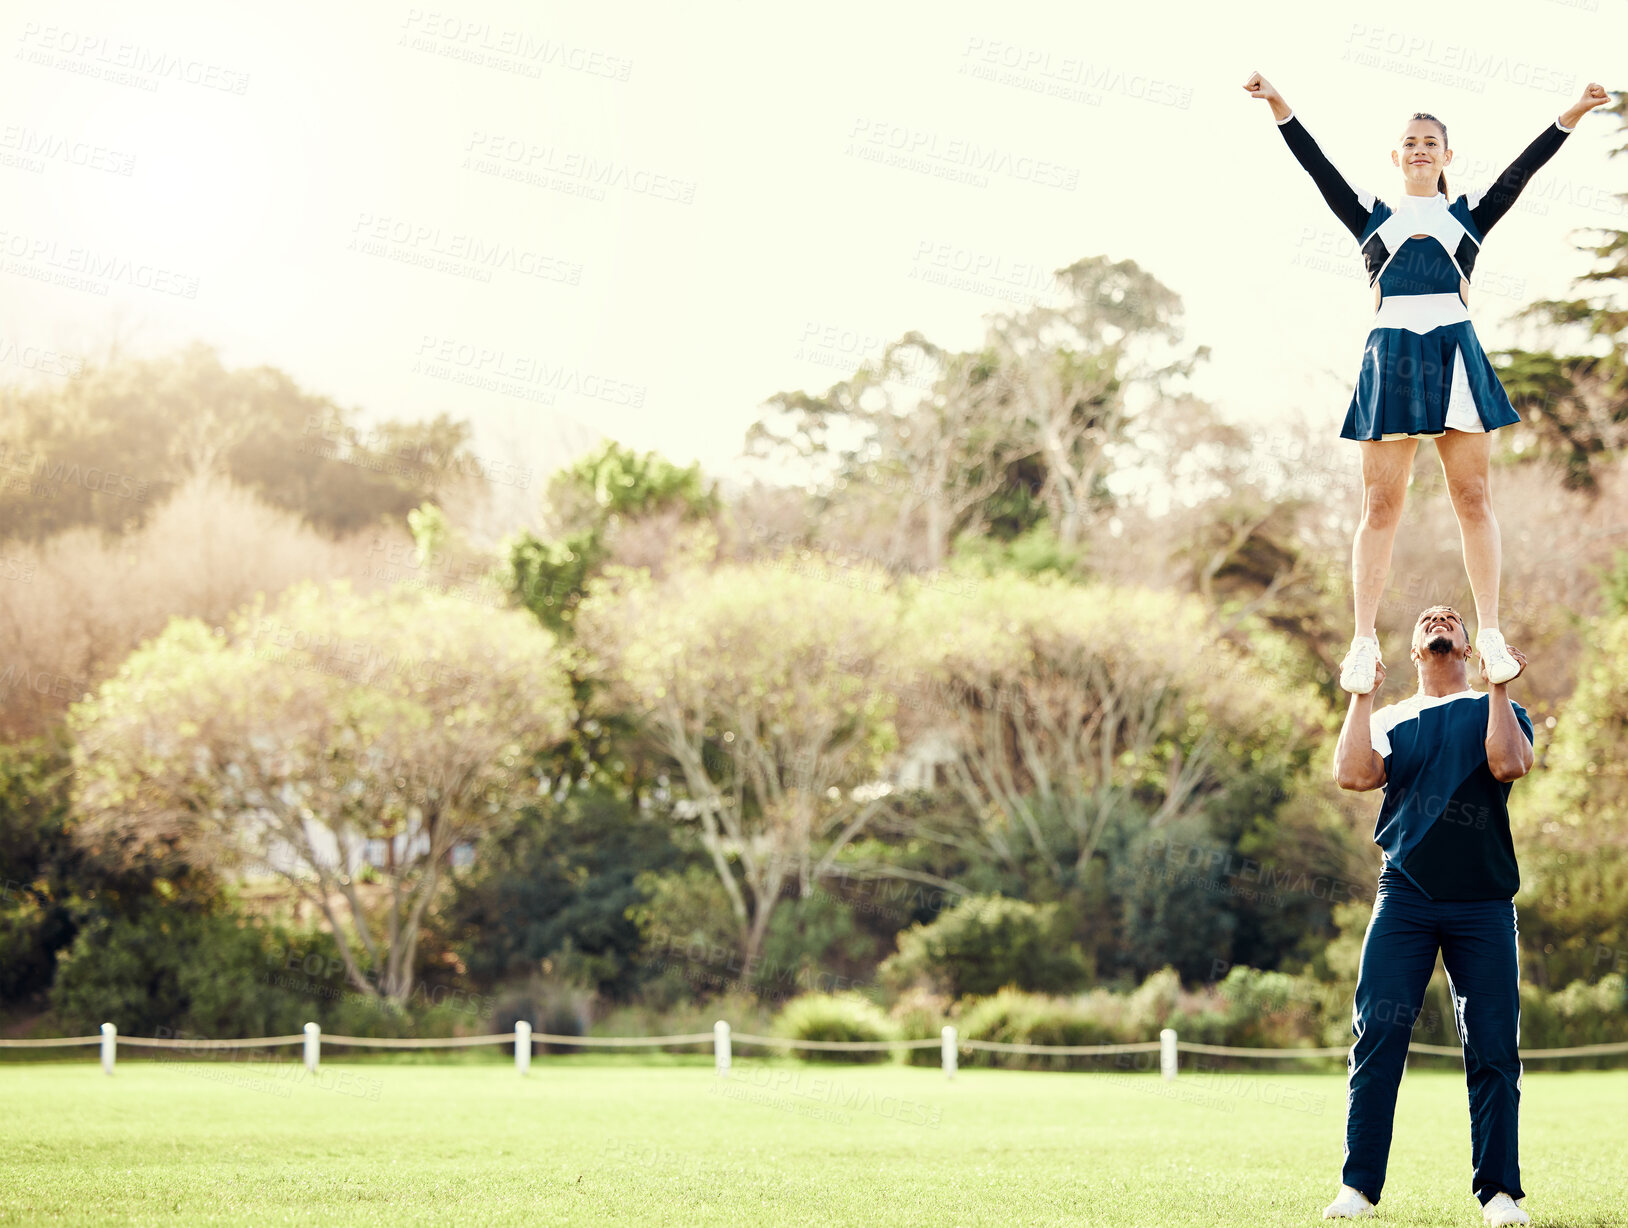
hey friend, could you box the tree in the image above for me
[1520,608,1628,846]
[1498,91,1628,489]
[747,256,1207,566]
[443,788,684,997]
[507,439,717,637]
[1509,599,1628,986]
[895,573,1326,887]
[880,894,1088,998]
[982,257,1204,547]
[0,343,483,542]
[751,337,1027,569]
[0,472,391,741]
[68,582,575,1004]
[577,558,902,966]
[505,440,718,804]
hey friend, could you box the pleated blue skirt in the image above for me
[1341,320,1521,441]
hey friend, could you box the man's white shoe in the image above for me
[1340,636,1383,695]
[1482,1192,1529,1226]
[1476,629,1521,685]
[1323,1184,1377,1218]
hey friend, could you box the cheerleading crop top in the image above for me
[1276,111,1573,302]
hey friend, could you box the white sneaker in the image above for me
[1482,1192,1528,1226]
[1323,1184,1377,1218]
[1476,629,1521,685]
[1340,636,1383,695]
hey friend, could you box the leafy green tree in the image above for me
[896,573,1326,885]
[881,894,1088,998]
[443,789,683,998]
[0,742,76,1005]
[578,557,902,966]
[0,738,228,1011]
[1498,91,1628,489]
[748,256,1208,565]
[0,343,481,541]
[1510,602,1628,985]
[49,905,321,1037]
[68,582,575,1004]
[507,440,716,637]
[1523,610,1628,842]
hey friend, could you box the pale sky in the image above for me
[3,0,1624,505]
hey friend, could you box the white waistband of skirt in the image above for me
[1372,292,1471,335]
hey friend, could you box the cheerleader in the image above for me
[1244,72,1611,695]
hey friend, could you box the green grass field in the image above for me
[0,1057,1622,1226]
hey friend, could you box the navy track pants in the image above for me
[1342,865,1523,1207]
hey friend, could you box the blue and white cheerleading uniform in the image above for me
[1343,687,1536,1207]
[1367,688,1533,900]
[1277,111,1574,441]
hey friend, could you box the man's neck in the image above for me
[1417,662,1470,698]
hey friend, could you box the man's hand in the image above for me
[1479,645,1527,687]
[1483,647,1534,782]
[1370,657,1387,693]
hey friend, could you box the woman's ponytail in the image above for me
[1411,111,1450,197]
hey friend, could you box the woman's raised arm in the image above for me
[1245,72,1374,240]
[1466,82,1611,236]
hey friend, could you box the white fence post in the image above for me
[714,1020,731,1075]
[100,1023,116,1075]
[303,1022,320,1073]
[515,1021,531,1075]
[941,1025,957,1079]
[1160,1028,1178,1081]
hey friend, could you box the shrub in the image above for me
[756,890,880,1003]
[445,789,683,999]
[1210,965,1347,1049]
[1519,974,1628,1062]
[891,988,952,1067]
[956,989,1122,1070]
[880,894,1088,998]
[592,990,772,1047]
[48,903,479,1043]
[484,978,594,1053]
[50,906,318,1038]
[1122,966,1182,1036]
[771,992,897,1062]
[628,866,742,1008]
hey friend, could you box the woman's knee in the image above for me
[1361,482,1408,530]
[1448,474,1493,522]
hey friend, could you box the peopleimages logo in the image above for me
[411,335,647,408]
[958,37,1193,110]
[0,125,136,176]
[1137,836,1362,904]
[398,10,632,82]
[845,118,1080,191]
[0,230,200,299]
[16,23,251,94]
[462,132,696,204]
[1339,25,1574,95]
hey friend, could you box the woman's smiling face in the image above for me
[1394,117,1451,189]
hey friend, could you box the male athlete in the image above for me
[1326,605,1535,1226]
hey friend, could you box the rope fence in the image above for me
[3,1021,1625,1080]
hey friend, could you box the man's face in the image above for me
[1412,606,1469,660]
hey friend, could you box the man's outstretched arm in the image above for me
[1334,680,1387,792]
[1484,649,1534,782]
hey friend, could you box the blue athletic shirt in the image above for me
[1368,689,1534,901]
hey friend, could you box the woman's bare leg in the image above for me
[1353,438,1420,638]
[1435,428,1500,631]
